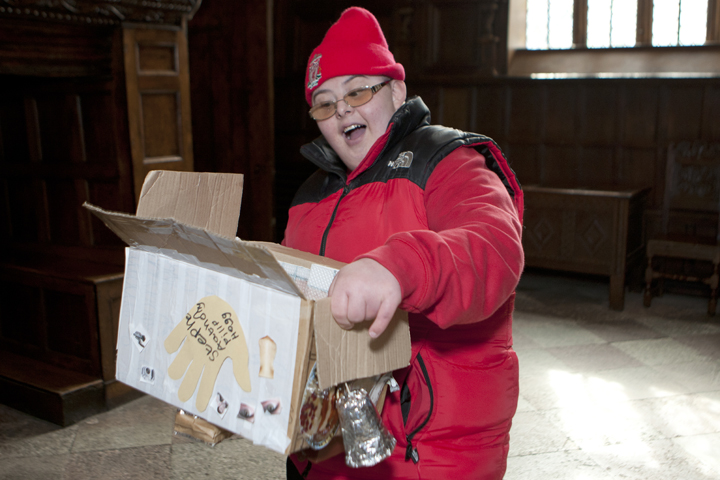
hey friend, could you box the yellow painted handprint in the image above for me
[164,295,251,412]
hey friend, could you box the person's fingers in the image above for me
[328,274,338,296]
[369,298,398,339]
[331,290,352,329]
[346,292,368,324]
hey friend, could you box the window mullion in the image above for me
[573,0,588,47]
[709,0,720,43]
[636,0,653,45]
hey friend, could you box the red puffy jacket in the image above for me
[284,97,524,479]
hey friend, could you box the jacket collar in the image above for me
[300,96,432,178]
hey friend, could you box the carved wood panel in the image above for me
[123,25,193,201]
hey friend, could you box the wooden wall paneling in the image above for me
[108,27,135,218]
[439,86,474,131]
[508,83,545,143]
[408,84,441,119]
[618,147,658,193]
[507,143,542,185]
[702,84,720,141]
[419,0,500,75]
[46,179,82,246]
[545,82,579,145]
[543,145,583,186]
[578,146,615,186]
[237,0,275,242]
[620,82,659,147]
[188,0,275,241]
[659,84,704,143]
[474,81,507,140]
[0,271,101,377]
[0,280,44,350]
[123,25,194,202]
[0,18,115,78]
[580,83,619,146]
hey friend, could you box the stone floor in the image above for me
[1,270,720,479]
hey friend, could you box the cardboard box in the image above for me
[84,170,411,454]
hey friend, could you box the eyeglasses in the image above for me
[308,81,390,121]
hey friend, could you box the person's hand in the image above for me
[164,296,252,412]
[328,258,402,339]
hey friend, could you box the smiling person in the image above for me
[283,7,524,480]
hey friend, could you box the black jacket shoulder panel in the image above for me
[290,168,345,207]
[291,97,519,207]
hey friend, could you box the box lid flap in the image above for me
[84,203,304,298]
[313,297,412,390]
[136,170,243,238]
[249,242,345,271]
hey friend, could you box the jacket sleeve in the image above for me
[357,146,524,328]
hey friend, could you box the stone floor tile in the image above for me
[0,423,78,459]
[674,333,720,361]
[541,401,666,451]
[71,395,176,453]
[588,366,691,400]
[672,433,720,478]
[585,438,719,480]
[0,405,65,443]
[579,319,667,343]
[651,361,720,393]
[170,437,285,480]
[0,453,69,480]
[508,410,577,457]
[515,394,536,413]
[613,338,712,366]
[505,450,608,480]
[512,314,606,348]
[63,444,171,480]
[546,343,644,372]
[511,330,543,351]
[638,392,720,438]
[516,348,573,379]
[636,315,720,338]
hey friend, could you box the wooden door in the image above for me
[123,25,194,202]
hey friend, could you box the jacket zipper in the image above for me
[405,353,434,464]
[319,184,350,256]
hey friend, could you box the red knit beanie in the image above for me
[304,7,405,105]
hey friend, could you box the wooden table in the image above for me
[522,185,651,310]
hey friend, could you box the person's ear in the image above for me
[391,80,407,110]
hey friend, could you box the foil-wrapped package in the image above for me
[335,387,396,468]
[299,363,340,450]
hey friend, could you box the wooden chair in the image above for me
[644,141,720,315]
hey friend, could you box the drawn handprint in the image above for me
[164,295,251,412]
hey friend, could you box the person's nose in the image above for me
[336,99,352,117]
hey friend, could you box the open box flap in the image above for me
[250,242,346,271]
[313,297,412,390]
[84,203,304,298]
[136,170,244,239]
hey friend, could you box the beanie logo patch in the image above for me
[307,54,322,90]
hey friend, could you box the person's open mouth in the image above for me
[343,124,366,141]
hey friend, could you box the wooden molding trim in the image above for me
[0,0,202,27]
